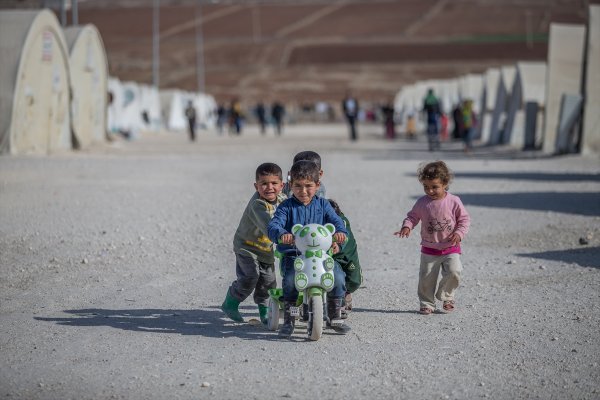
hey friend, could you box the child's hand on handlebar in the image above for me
[279,233,294,245]
[333,232,346,245]
[330,242,340,254]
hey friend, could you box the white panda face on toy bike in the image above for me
[291,223,336,291]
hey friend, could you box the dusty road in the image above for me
[1,124,599,399]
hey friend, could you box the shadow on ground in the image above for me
[35,307,281,341]
[516,247,600,269]
[456,192,600,216]
[34,306,345,342]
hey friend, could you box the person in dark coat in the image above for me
[342,92,359,141]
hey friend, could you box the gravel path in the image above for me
[1,124,599,399]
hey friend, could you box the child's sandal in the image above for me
[419,307,434,315]
[442,300,455,313]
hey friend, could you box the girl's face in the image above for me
[421,178,448,200]
[291,178,320,205]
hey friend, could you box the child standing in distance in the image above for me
[221,163,287,324]
[268,160,350,337]
[328,199,363,316]
[283,150,326,198]
[394,161,470,315]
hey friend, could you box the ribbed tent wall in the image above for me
[160,89,188,132]
[0,9,71,154]
[506,62,547,148]
[542,23,586,154]
[582,5,600,154]
[489,66,516,145]
[480,68,501,143]
[64,24,108,149]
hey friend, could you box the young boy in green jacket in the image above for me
[221,163,287,324]
[328,199,363,316]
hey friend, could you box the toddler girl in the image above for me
[394,161,470,315]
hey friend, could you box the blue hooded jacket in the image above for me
[267,195,348,255]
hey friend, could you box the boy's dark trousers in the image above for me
[228,252,276,306]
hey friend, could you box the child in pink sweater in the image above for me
[394,161,470,315]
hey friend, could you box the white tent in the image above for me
[505,62,547,148]
[64,24,108,149]
[542,23,586,154]
[458,74,483,114]
[192,93,217,130]
[437,79,460,115]
[0,9,71,154]
[480,68,501,143]
[120,81,147,137]
[107,77,124,135]
[488,66,516,145]
[581,5,600,154]
[138,84,162,132]
[160,89,188,132]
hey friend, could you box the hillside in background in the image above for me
[6,0,595,108]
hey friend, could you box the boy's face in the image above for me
[254,174,283,202]
[290,178,320,205]
[421,178,448,201]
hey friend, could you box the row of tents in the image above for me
[394,5,600,155]
[0,8,217,155]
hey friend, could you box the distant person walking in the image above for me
[255,102,267,135]
[381,101,396,140]
[229,98,243,135]
[422,88,441,151]
[452,103,464,140]
[185,100,197,142]
[216,103,227,135]
[406,110,417,139]
[342,92,359,141]
[461,99,477,153]
[271,101,285,136]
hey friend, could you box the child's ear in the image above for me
[292,224,303,235]
[325,223,335,234]
[253,182,258,191]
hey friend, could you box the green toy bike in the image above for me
[266,223,338,341]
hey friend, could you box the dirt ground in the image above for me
[1,124,599,399]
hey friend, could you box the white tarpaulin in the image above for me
[138,84,162,132]
[64,24,108,149]
[0,9,71,154]
[160,89,188,132]
[488,66,516,145]
[480,68,501,143]
[581,5,600,154]
[505,62,547,148]
[542,23,586,154]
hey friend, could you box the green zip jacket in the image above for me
[333,213,363,293]
[233,192,287,263]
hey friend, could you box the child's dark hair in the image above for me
[289,160,320,183]
[417,161,453,186]
[328,199,343,216]
[293,151,322,169]
[255,162,283,181]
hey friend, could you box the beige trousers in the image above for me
[418,253,462,310]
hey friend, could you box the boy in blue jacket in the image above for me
[268,160,351,337]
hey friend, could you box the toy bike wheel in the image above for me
[267,296,280,331]
[307,294,323,341]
